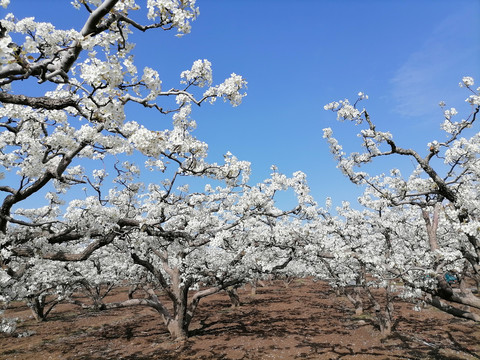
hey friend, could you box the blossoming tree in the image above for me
[97,164,316,339]
[0,0,245,282]
[0,0,320,340]
[323,77,480,321]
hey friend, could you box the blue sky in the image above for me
[2,0,480,209]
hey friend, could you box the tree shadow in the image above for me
[446,330,480,359]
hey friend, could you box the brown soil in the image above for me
[1,279,479,360]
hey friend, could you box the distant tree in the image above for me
[95,163,316,340]
[65,247,133,311]
[1,258,79,321]
[300,200,407,336]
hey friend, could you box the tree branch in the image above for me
[0,92,79,111]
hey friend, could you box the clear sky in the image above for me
[2,0,480,209]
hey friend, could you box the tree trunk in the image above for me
[27,295,46,322]
[365,286,394,337]
[27,293,59,322]
[377,310,393,337]
[282,277,294,288]
[345,287,363,315]
[250,281,257,295]
[226,287,241,307]
[434,275,480,310]
[428,296,480,321]
[128,283,139,299]
[378,297,394,337]
[166,317,189,341]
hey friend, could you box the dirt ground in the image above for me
[1,279,479,360]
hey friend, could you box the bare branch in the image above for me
[41,232,117,261]
[0,92,79,111]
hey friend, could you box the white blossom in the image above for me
[460,76,474,87]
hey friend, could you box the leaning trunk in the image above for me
[434,275,480,311]
[427,295,480,322]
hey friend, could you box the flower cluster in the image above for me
[324,99,361,122]
[203,73,247,106]
[181,59,212,87]
[146,0,199,35]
